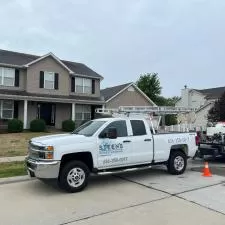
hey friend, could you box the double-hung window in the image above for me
[44,71,55,89]
[75,77,83,93]
[0,67,15,86]
[75,77,92,94]
[75,105,91,122]
[0,100,14,119]
[83,78,92,94]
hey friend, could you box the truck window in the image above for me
[72,120,106,136]
[131,120,147,136]
[100,120,128,137]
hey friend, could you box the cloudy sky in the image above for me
[1,0,225,97]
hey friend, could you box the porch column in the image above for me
[23,100,28,129]
[72,103,76,121]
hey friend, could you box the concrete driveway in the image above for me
[1,161,225,225]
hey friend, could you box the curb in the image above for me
[0,175,35,185]
[0,156,26,163]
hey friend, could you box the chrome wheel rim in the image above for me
[174,156,184,171]
[67,168,85,188]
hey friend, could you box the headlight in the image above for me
[45,152,54,159]
[44,146,54,159]
[45,146,54,151]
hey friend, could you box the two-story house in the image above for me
[0,49,104,129]
[176,85,225,127]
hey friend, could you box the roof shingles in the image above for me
[0,49,103,79]
[195,86,225,99]
[0,89,103,102]
[100,82,132,101]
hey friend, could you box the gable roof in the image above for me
[0,49,103,79]
[196,102,214,113]
[194,86,225,100]
[101,82,132,101]
[101,82,156,106]
[24,52,74,73]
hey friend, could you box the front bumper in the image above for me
[25,157,60,179]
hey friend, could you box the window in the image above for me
[73,120,106,136]
[0,100,14,119]
[75,77,92,94]
[44,71,55,89]
[101,120,128,137]
[75,77,83,93]
[131,120,147,136]
[0,67,15,86]
[84,78,92,94]
[75,105,91,122]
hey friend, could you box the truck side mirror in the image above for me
[107,127,117,139]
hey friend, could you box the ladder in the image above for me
[95,106,197,134]
[95,106,197,115]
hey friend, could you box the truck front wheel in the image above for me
[58,160,89,193]
[167,151,187,175]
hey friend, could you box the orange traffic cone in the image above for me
[202,162,212,177]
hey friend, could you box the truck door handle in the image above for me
[123,140,131,143]
[144,139,151,141]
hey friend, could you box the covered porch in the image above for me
[0,93,104,130]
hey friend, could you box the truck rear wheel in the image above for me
[58,160,89,193]
[167,151,187,175]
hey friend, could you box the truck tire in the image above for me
[58,160,89,193]
[167,151,187,175]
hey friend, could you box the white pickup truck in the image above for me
[25,117,198,192]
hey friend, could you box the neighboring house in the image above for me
[101,82,156,109]
[176,85,225,127]
[0,49,104,129]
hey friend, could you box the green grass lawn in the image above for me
[0,131,64,157]
[0,161,27,178]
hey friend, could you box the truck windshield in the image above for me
[72,120,106,137]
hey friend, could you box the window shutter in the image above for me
[39,71,44,88]
[92,79,95,94]
[54,73,59,89]
[13,101,19,119]
[15,69,20,87]
[71,77,75,92]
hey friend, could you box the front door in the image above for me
[39,103,56,126]
[97,120,133,169]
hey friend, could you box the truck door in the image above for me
[128,120,153,164]
[97,120,133,169]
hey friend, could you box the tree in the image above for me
[208,91,225,122]
[136,73,162,103]
[136,73,179,126]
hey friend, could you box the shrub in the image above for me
[62,120,75,132]
[8,119,23,133]
[30,119,46,132]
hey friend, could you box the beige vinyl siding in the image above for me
[106,88,153,108]
[26,56,70,96]
[55,103,71,129]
